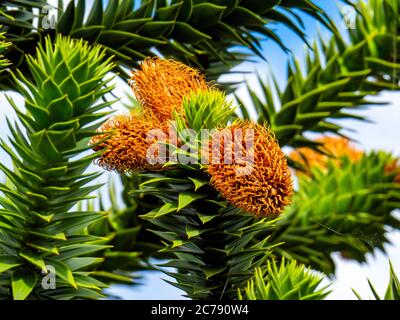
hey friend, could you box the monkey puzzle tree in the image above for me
[0,0,399,300]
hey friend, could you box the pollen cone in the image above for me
[206,121,294,217]
[130,57,208,123]
[90,113,172,172]
[291,136,400,184]
[290,136,362,170]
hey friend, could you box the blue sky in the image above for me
[1,1,399,300]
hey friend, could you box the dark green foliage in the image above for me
[0,0,344,90]
[0,0,399,301]
[99,0,400,292]
[0,35,116,299]
[87,176,164,278]
[138,166,278,299]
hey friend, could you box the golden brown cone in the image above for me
[206,121,294,217]
[90,113,173,172]
[291,136,400,183]
[91,56,208,172]
[130,57,208,123]
[290,136,363,170]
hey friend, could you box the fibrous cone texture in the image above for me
[130,57,208,123]
[91,58,294,216]
[206,121,294,217]
[91,113,172,172]
[91,57,211,172]
[290,136,363,169]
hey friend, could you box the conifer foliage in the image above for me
[0,36,115,299]
[0,0,399,301]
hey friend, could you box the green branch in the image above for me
[238,258,330,300]
[139,167,278,299]
[0,35,116,300]
[238,0,400,154]
[0,0,344,90]
[269,151,400,274]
